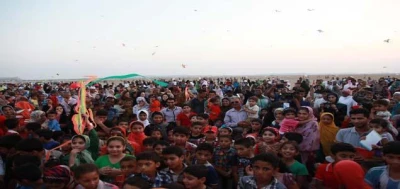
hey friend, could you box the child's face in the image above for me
[275,112,283,120]
[47,114,56,120]
[251,122,262,131]
[168,130,174,142]
[262,131,277,143]
[151,131,162,140]
[131,124,144,133]
[321,115,333,125]
[195,150,212,164]
[118,122,129,129]
[219,137,232,149]
[383,154,400,169]
[369,123,385,134]
[164,154,184,170]
[153,115,164,124]
[76,171,100,189]
[205,132,216,140]
[182,173,205,189]
[280,144,298,159]
[139,113,147,121]
[234,145,252,158]
[110,130,124,137]
[143,144,153,152]
[190,116,198,123]
[297,110,309,121]
[153,144,167,156]
[374,104,388,112]
[249,99,257,106]
[261,110,268,116]
[252,160,277,185]
[333,151,356,162]
[173,133,188,145]
[137,160,159,175]
[191,125,203,136]
[183,106,191,113]
[285,112,296,119]
[107,140,125,156]
[71,137,86,151]
[121,160,137,176]
[219,128,231,136]
[197,117,206,125]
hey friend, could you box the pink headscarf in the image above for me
[302,106,317,121]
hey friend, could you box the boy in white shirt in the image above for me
[244,96,260,120]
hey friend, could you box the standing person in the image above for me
[336,108,371,148]
[243,96,260,120]
[132,97,149,116]
[338,89,358,116]
[319,113,339,157]
[59,91,77,116]
[191,89,207,114]
[161,98,182,124]
[253,87,269,110]
[224,97,248,137]
[176,104,196,128]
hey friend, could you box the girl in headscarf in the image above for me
[132,97,149,116]
[295,106,320,165]
[319,113,339,157]
[61,124,99,169]
[334,160,371,189]
[127,121,147,155]
[99,127,135,155]
[43,165,75,189]
[271,108,284,129]
[321,93,347,126]
[136,110,150,127]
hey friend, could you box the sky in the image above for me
[0,0,399,80]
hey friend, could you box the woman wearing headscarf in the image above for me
[319,113,339,157]
[43,165,75,189]
[29,110,47,128]
[132,97,149,116]
[334,160,371,189]
[320,93,347,126]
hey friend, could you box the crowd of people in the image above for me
[0,75,400,189]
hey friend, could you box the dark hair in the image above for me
[283,108,297,116]
[151,111,164,118]
[197,113,209,119]
[167,97,175,101]
[252,153,280,168]
[106,136,126,146]
[280,141,300,152]
[283,132,303,144]
[162,146,184,157]
[25,122,42,132]
[73,164,99,179]
[13,154,41,167]
[183,164,208,179]
[383,141,400,155]
[251,118,263,125]
[47,110,57,115]
[173,126,190,136]
[4,118,19,130]
[218,135,233,141]
[152,140,170,149]
[370,118,389,129]
[96,109,108,116]
[15,138,44,152]
[349,108,370,118]
[330,142,356,155]
[373,99,390,107]
[14,163,42,182]
[234,138,254,148]
[0,134,22,149]
[136,151,162,163]
[298,106,310,113]
[123,176,150,189]
[191,121,203,127]
[36,129,53,140]
[248,96,259,102]
[120,156,136,164]
[262,127,279,136]
[143,137,158,146]
[160,183,185,189]
[196,143,214,154]
[139,111,147,115]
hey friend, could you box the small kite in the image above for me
[194,9,197,12]
[307,9,315,11]
[152,52,156,56]
[317,30,324,33]
[155,46,159,48]
[56,73,59,76]
[75,60,79,62]
[122,43,126,47]
[384,39,390,43]
[182,64,187,68]
[275,10,281,13]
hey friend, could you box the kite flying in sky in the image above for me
[182,64,187,68]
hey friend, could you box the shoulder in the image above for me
[366,165,387,175]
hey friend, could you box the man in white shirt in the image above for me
[338,89,358,116]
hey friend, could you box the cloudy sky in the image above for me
[0,0,399,79]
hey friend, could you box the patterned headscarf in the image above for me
[29,110,46,122]
[43,165,73,186]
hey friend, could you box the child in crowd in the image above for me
[176,104,196,128]
[281,132,304,145]
[36,129,59,150]
[208,98,221,123]
[372,99,398,136]
[271,108,284,129]
[73,163,118,189]
[249,118,263,138]
[137,110,150,127]
[142,137,157,152]
[127,121,147,155]
[365,141,400,188]
[244,96,260,120]
[369,118,394,150]
[144,112,168,140]
[218,125,233,136]
[213,135,235,189]
[14,163,44,189]
[153,140,170,156]
[254,127,280,155]
[238,153,287,189]
[280,141,309,187]
[198,127,219,147]
[172,126,197,162]
[4,118,19,135]
[135,151,172,187]
[232,138,255,186]
[46,110,61,131]
[279,108,312,135]
[189,122,204,145]
[122,176,151,189]
[161,146,187,183]
[150,128,163,141]
[193,143,219,188]
[312,142,356,189]
[120,156,137,178]
[182,164,213,189]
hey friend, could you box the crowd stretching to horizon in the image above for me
[0,75,400,189]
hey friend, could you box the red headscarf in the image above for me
[127,121,147,155]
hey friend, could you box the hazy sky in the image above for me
[1,0,399,79]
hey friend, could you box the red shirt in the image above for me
[315,163,339,189]
[208,104,221,121]
[176,112,196,128]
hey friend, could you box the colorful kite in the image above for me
[87,73,168,87]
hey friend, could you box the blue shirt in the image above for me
[335,127,371,148]
[223,108,248,128]
[365,165,400,189]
